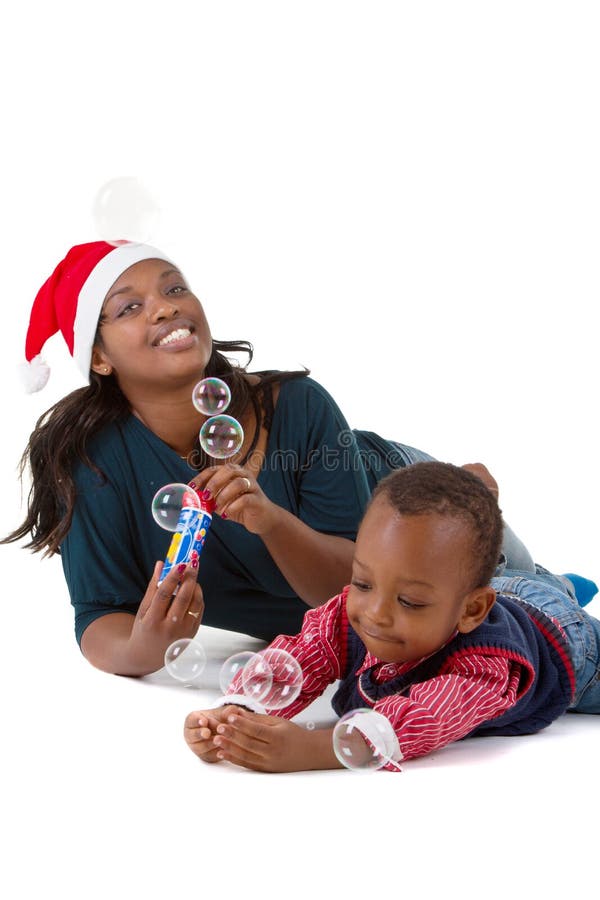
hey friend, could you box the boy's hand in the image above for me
[184,706,244,764]
[185,707,342,772]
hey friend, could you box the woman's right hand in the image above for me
[126,559,205,672]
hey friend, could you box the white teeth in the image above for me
[158,328,191,346]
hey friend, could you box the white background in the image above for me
[1,2,598,898]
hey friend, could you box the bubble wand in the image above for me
[156,487,216,585]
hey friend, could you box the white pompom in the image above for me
[19,355,50,393]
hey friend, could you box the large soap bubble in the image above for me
[332,708,401,771]
[164,638,206,686]
[192,377,232,416]
[241,648,303,710]
[199,415,244,460]
[218,651,258,695]
[92,176,160,246]
[151,483,201,532]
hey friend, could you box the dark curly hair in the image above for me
[371,461,503,589]
[2,335,307,557]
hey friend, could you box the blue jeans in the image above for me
[392,443,536,573]
[492,567,600,714]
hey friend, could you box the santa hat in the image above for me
[21,240,174,393]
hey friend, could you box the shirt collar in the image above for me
[357,629,460,677]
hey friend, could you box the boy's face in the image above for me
[346,498,492,665]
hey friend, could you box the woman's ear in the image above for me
[457,587,496,634]
[90,346,113,377]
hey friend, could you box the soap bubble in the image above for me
[237,653,273,703]
[192,377,231,416]
[164,638,206,686]
[199,415,244,459]
[92,176,160,246]
[218,651,258,695]
[241,648,303,710]
[332,708,401,771]
[152,483,201,531]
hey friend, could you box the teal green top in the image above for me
[62,377,413,647]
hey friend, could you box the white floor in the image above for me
[2,3,599,896]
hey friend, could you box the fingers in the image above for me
[192,464,254,516]
[208,711,277,770]
[137,560,183,621]
[192,465,223,493]
[212,729,267,770]
[139,560,203,629]
[187,583,205,621]
[185,710,217,737]
[168,561,203,624]
[218,710,272,743]
[215,478,254,517]
[184,708,244,765]
[184,712,222,764]
[184,706,247,735]
[140,562,187,624]
[137,561,163,618]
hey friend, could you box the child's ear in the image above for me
[457,587,496,634]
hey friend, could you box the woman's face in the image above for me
[92,258,212,394]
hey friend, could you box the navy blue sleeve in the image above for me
[60,460,149,646]
[59,418,180,647]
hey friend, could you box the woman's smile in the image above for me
[152,318,198,350]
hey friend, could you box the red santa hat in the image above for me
[21,240,174,393]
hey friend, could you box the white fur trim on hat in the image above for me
[73,243,174,380]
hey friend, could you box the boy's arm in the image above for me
[221,591,348,718]
[210,655,521,772]
[375,654,523,766]
[184,591,348,768]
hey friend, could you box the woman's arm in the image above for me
[259,506,355,607]
[193,464,354,607]
[81,611,143,675]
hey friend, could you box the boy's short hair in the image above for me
[372,461,504,589]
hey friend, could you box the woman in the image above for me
[4,241,532,677]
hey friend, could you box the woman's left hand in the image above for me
[191,464,280,535]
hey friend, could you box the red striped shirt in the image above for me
[261,588,524,765]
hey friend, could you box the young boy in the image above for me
[184,462,600,772]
